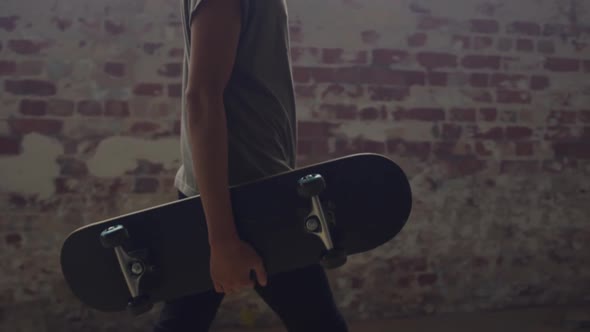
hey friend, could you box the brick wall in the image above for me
[1,0,589,330]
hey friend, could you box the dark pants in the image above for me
[152,191,348,332]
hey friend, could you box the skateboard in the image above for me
[60,153,413,315]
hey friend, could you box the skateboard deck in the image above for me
[60,153,413,315]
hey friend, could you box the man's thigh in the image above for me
[255,264,348,332]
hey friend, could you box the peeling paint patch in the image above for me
[0,133,63,199]
[86,136,179,177]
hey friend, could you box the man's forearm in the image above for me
[186,91,240,247]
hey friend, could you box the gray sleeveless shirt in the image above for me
[175,0,297,196]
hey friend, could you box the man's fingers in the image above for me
[213,281,225,293]
[253,260,268,287]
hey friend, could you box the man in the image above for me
[153,0,349,331]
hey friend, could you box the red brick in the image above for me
[490,74,526,89]
[393,107,445,121]
[470,19,500,34]
[579,110,590,123]
[507,21,541,36]
[133,83,163,96]
[449,108,476,122]
[20,99,47,116]
[473,36,494,50]
[515,142,534,156]
[583,60,590,73]
[105,100,130,117]
[0,16,19,31]
[311,67,359,84]
[417,273,438,286]
[9,119,63,135]
[537,40,555,54]
[441,123,462,140]
[158,63,182,77]
[500,160,540,174]
[47,99,75,116]
[5,79,56,96]
[17,61,44,76]
[530,75,550,90]
[545,58,580,72]
[473,126,504,140]
[464,90,493,103]
[320,104,357,120]
[323,49,366,65]
[168,83,182,98]
[298,121,334,138]
[368,86,409,101]
[478,107,498,121]
[8,40,43,55]
[104,62,126,77]
[134,177,159,193]
[360,68,425,86]
[545,126,575,141]
[470,73,489,88]
[356,138,386,154]
[58,157,88,176]
[397,276,413,288]
[361,30,380,44]
[169,47,184,58]
[372,49,408,65]
[387,139,431,160]
[360,107,380,121]
[130,122,161,135]
[516,39,535,52]
[472,257,490,268]
[52,17,73,31]
[295,85,315,98]
[452,35,471,49]
[293,67,312,83]
[543,23,576,38]
[0,137,21,155]
[548,110,577,124]
[290,47,304,63]
[77,100,102,116]
[407,32,428,47]
[130,160,164,175]
[105,20,125,35]
[143,42,163,55]
[5,233,22,246]
[427,72,447,86]
[497,90,531,104]
[320,84,350,99]
[0,60,16,76]
[475,142,493,156]
[506,126,533,140]
[417,16,449,30]
[416,52,458,69]
[462,55,501,70]
[447,157,487,176]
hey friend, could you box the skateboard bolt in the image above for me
[130,262,144,275]
[305,218,320,232]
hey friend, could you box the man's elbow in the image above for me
[184,85,225,123]
[185,85,223,108]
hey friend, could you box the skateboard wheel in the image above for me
[297,174,326,198]
[100,225,129,248]
[127,295,153,316]
[321,249,347,269]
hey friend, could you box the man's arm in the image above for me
[185,0,242,247]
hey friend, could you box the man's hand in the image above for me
[209,239,268,294]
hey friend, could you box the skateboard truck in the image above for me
[298,174,347,269]
[100,225,154,316]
